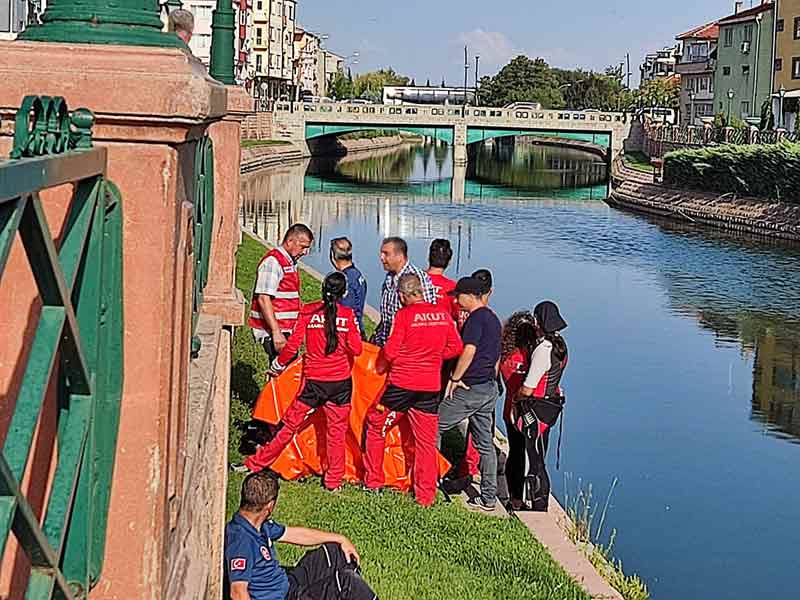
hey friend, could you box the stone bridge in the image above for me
[271,101,633,165]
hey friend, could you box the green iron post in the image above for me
[20,0,184,47]
[209,0,236,85]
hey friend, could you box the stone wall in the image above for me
[242,112,272,140]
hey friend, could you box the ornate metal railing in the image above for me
[191,135,215,357]
[0,96,123,598]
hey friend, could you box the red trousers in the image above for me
[244,399,351,490]
[363,405,439,506]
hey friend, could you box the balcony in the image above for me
[675,58,715,75]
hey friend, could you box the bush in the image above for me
[663,142,800,201]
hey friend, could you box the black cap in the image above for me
[448,277,485,297]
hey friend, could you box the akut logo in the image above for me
[309,314,349,328]
[413,312,447,323]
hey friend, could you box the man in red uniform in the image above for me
[363,273,463,506]
[425,238,459,321]
[243,273,362,491]
[249,224,314,360]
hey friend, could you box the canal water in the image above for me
[240,140,800,600]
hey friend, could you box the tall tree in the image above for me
[553,68,632,111]
[353,68,410,102]
[329,71,353,100]
[478,56,564,108]
[634,77,680,110]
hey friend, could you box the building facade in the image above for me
[640,45,679,83]
[184,0,214,64]
[294,27,321,97]
[251,0,296,101]
[0,0,44,40]
[714,2,775,124]
[773,0,800,130]
[675,21,719,124]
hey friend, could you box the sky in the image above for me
[298,0,758,86]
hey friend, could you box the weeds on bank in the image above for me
[563,475,650,600]
[623,151,655,174]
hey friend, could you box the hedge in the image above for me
[663,142,800,202]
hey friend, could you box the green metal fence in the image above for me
[0,96,124,599]
[191,135,215,357]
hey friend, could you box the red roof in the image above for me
[717,2,774,25]
[676,21,719,40]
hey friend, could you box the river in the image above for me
[240,139,800,600]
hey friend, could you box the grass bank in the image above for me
[229,232,591,600]
[623,151,654,174]
[241,139,292,148]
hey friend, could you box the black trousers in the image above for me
[504,419,526,502]
[525,428,551,511]
[287,543,377,600]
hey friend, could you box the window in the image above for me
[256,27,262,45]
[742,65,750,76]
[256,0,262,9]
[724,28,734,47]
[741,101,750,117]
[776,58,783,71]
[793,57,800,79]
[256,54,262,72]
[777,19,785,32]
[723,66,731,76]
[795,17,800,39]
[700,77,708,91]
[743,24,753,42]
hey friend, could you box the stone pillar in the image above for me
[0,41,229,600]
[453,121,468,166]
[451,163,466,203]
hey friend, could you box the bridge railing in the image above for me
[0,97,124,598]
[274,101,628,125]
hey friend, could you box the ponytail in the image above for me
[321,272,347,356]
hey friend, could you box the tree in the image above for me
[410,78,416,86]
[329,71,353,100]
[478,55,564,108]
[441,77,446,87]
[353,68,410,102]
[426,78,431,87]
[634,77,680,110]
[553,68,632,111]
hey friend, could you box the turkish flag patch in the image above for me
[260,546,271,561]
[231,558,247,571]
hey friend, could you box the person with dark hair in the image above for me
[330,237,367,334]
[499,311,538,511]
[225,471,376,600]
[249,224,315,361]
[242,273,362,491]
[514,301,569,512]
[439,277,502,512]
[371,237,436,347]
[426,239,459,321]
[364,273,463,507]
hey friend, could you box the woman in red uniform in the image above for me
[243,272,363,491]
[499,311,538,512]
[515,301,568,512]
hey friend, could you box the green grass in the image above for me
[229,232,591,600]
[241,138,292,148]
[623,151,655,174]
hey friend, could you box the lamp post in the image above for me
[475,55,480,106]
[727,88,735,125]
[779,84,786,129]
[209,0,236,84]
[689,90,696,126]
[463,45,470,116]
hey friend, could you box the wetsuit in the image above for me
[499,347,531,504]
[519,337,568,511]
[364,301,463,506]
[244,302,363,490]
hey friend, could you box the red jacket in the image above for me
[382,301,463,392]
[500,348,530,422]
[278,302,363,381]
[427,272,460,321]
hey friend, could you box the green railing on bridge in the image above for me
[0,97,124,599]
[191,135,215,357]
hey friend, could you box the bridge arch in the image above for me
[305,124,454,145]
[467,127,610,149]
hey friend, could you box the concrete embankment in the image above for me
[609,159,800,242]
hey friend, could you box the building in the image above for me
[0,0,44,40]
[772,0,800,130]
[675,21,719,124]
[294,27,321,97]
[640,45,680,83]
[714,1,775,124]
[184,0,214,64]
[250,0,296,101]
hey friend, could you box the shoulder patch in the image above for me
[260,546,272,561]
[231,558,247,571]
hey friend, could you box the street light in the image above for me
[727,88,735,125]
[463,45,470,115]
[779,84,787,129]
[689,90,696,126]
[475,55,480,106]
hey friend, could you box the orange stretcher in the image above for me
[252,343,451,491]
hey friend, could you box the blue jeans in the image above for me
[438,380,499,506]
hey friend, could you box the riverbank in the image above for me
[609,158,800,242]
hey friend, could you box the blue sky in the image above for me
[299,0,749,85]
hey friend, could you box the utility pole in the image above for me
[475,55,480,106]
[463,45,469,116]
[626,52,631,89]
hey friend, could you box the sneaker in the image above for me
[466,496,496,512]
[361,485,383,495]
[229,462,249,474]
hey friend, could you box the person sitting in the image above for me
[241,273,363,491]
[225,471,377,600]
[498,312,538,512]
[330,237,367,336]
[364,274,463,506]
[514,301,569,512]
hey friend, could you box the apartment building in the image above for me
[184,0,214,64]
[714,2,775,123]
[675,21,719,124]
[251,0,297,100]
[773,0,800,129]
[640,45,680,83]
[0,0,44,40]
[294,27,321,96]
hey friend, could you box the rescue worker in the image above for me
[363,274,463,506]
[329,237,367,335]
[514,301,568,512]
[425,238,459,321]
[242,273,363,491]
[370,237,437,347]
[225,471,377,600]
[249,224,314,360]
[499,311,538,512]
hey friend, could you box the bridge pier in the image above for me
[453,121,468,167]
[451,164,467,203]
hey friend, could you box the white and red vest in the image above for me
[249,248,301,335]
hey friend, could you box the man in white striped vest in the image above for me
[249,224,314,361]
